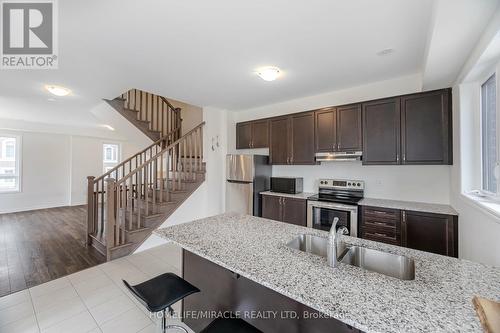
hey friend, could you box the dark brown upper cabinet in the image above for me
[362,98,401,165]
[269,113,315,165]
[336,104,363,151]
[314,108,336,152]
[315,105,362,153]
[269,117,289,164]
[251,119,269,148]
[236,122,252,149]
[290,112,315,164]
[236,120,269,149]
[401,89,452,165]
[240,88,452,166]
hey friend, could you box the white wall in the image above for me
[0,130,71,213]
[272,164,450,204]
[0,120,149,213]
[227,74,451,204]
[448,8,500,267]
[168,99,203,135]
[450,83,500,267]
[69,136,144,206]
[137,106,228,251]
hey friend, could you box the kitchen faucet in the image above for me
[327,217,349,267]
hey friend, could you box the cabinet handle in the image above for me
[401,211,407,246]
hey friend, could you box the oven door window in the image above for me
[312,207,350,232]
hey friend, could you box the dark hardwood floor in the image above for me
[0,206,105,297]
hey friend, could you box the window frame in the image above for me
[102,142,121,174]
[0,134,22,193]
[479,70,500,198]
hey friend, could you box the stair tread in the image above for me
[90,99,204,260]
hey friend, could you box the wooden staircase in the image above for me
[105,88,182,142]
[87,90,205,261]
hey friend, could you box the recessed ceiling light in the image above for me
[102,125,115,131]
[256,66,281,81]
[45,85,72,96]
[377,48,395,56]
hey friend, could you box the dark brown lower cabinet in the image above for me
[182,250,361,333]
[360,206,402,246]
[262,195,282,222]
[360,206,458,257]
[262,195,307,226]
[402,211,458,258]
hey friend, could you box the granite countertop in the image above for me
[260,191,314,200]
[359,198,458,216]
[155,213,499,333]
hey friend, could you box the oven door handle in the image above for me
[307,200,358,212]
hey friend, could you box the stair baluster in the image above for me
[87,122,205,261]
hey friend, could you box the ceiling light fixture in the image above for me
[45,85,72,96]
[376,48,395,56]
[256,66,281,81]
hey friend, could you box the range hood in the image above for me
[315,151,362,162]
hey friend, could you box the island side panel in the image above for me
[182,249,361,333]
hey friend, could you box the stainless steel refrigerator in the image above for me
[225,154,271,216]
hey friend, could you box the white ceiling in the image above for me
[0,0,498,128]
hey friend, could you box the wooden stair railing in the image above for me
[86,126,180,244]
[86,122,205,260]
[121,89,182,140]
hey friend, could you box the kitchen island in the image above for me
[154,213,500,333]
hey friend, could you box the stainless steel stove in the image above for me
[307,179,365,235]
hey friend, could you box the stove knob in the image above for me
[347,182,351,186]
[357,183,361,187]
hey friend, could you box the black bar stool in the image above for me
[124,273,262,333]
[123,272,199,333]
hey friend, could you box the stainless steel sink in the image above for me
[286,234,415,280]
[286,234,329,257]
[340,246,415,280]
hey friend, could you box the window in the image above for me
[481,74,498,194]
[0,136,21,192]
[103,144,119,163]
[103,143,120,174]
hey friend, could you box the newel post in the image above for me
[105,178,116,261]
[86,176,95,246]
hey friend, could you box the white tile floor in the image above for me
[0,243,193,333]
